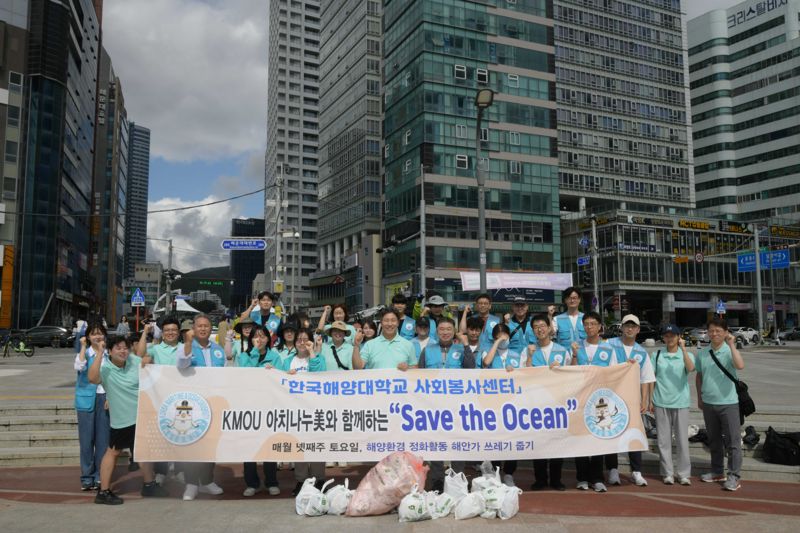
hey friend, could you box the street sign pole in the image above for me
[754,226,763,344]
[591,216,600,316]
[767,221,778,342]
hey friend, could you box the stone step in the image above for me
[645,438,765,459]
[0,415,78,432]
[0,430,80,448]
[0,446,130,468]
[0,403,75,417]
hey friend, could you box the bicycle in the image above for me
[1,333,35,357]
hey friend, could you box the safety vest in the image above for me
[421,343,467,369]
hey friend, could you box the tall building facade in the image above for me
[92,47,128,323]
[382,0,561,304]
[554,0,693,216]
[265,0,320,311]
[15,0,100,328]
[311,0,383,311]
[126,123,150,279]
[688,0,800,223]
[0,6,29,329]
[230,217,265,311]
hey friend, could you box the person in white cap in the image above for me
[419,294,448,343]
[606,314,655,487]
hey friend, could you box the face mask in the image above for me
[498,340,509,350]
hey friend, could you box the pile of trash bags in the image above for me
[294,453,521,522]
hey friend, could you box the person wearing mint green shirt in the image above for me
[695,317,745,491]
[138,316,181,366]
[224,317,256,366]
[352,309,417,370]
[317,321,354,370]
[651,324,695,486]
[89,335,167,505]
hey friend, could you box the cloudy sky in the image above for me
[101,0,742,271]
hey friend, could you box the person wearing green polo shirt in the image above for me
[224,316,256,365]
[651,324,695,486]
[138,316,181,365]
[695,317,745,491]
[352,309,417,370]
[318,321,354,370]
[89,335,167,505]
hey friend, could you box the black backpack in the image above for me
[763,427,800,466]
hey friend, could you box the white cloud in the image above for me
[146,194,254,272]
[102,0,267,162]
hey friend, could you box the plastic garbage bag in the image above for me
[326,478,354,515]
[426,490,456,519]
[443,468,469,503]
[454,492,486,520]
[497,487,522,520]
[471,466,502,493]
[295,478,334,516]
[480,481,508,512]
[346,452,429,516]
[398,484,431,522]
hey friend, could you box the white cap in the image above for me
[621,314,640,326]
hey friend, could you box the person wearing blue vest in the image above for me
[572,311,616,493]
[391,293,417,340]
[419,294,449,343]
[241,291,282,334]
[481,323,525,370]
[529,313,571,491]
[420,317,475,492]
[504,296,537,355]
[460,293,501,349]
[410,319,431,360]
[176,314,226,501]
[605,314,656,488]
[457,316,492,366]
[74,322,110,491]
[554,286,587,347]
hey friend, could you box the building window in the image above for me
[8,72,22,93]
[510,160,521,174]
[507,74,519,88]
[476,68,488,84]
[404,129,411,145]
[454,64,467,79]
[4,141,18,164]
[509,131,520,145]
[456,154,469,169]
[481,128,488,141]
[455,124,467,138]
[403,159,412,173]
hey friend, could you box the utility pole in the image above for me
[165,239,173,313]
[590,216,600,313]
[291,229,297,314]
[474,89,494,293]
[420,165,426,297]
[766,220,777,342]
[275,164,284,296]
[754,226,763,344]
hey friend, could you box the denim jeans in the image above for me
[77,393,110,485]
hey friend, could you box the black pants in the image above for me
[604,452,641,472]
[244,462,278,489]
[533,459,563,486]
[576,456,604,484]
[492,460,517,476]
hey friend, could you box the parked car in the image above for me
[24,326,75,348]
[686,328,710,344]
[778,327,800,341]
[730,327,759,344]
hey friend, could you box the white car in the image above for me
[730,327,759,344]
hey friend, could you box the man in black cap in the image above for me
[504,296,537,357]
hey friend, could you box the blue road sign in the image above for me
[577,255,591,267]
[737,249,790,272]
[716,300,726,314]
[131,288,146,307]
[579,235,590,249]
[221,239,267,251]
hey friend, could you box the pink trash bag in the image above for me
[346,452,429,516]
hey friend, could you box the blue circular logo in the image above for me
[599,351,609,361]
[158,392,211,446]
[584,388,629,439]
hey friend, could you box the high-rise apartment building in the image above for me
[230,217,265,311]
[15,0,100,328]
[382,0,561,303]
[265,0,321,311]
[311,0,383,311]
[688,0,800,222]
[126,123,150,279]
[92,47,128,323]
[554,0,693,216]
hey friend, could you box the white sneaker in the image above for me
[576,481,589,490]
[631,471,648,486]
[154,473,166,486]
[183,484,198,501]
[267,486,280,496]
[243,486,261,497]
[502,474,515,487]
[199,482,224,495]
[593,482,607,493]
[663,476,674,485]
[608,468,621,485]
[337,462,348,467]
[678,477,691,486]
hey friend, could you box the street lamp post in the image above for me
[147,237,173,313]
[474,89,494,293]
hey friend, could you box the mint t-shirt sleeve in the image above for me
[310,355,326,372]
[407,342,418,366]
[359,342,373,368]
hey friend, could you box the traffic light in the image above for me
[581,268,592,288]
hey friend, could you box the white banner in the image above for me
[459,272,574,292]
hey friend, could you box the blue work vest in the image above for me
[74,350,101,412]
[575,340,616,367]
[249,310,281,334]
[398,316,416,340]
[531,343,570,367]
[508,316,536,355]
[608,337,647,366]
[189,340,226,368]
[421,343,467,369]
[555,312,586,346]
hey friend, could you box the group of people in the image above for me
[74,288,746,505]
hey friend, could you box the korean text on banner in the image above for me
[134,365,646,463]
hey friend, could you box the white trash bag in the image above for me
[472,466,502,493]
[398,484,431,522]
[425,490,456,519]
[481,509,497,519]
[481,481,509,512]
[454,491,486,520]
[295,478,334,516]
[443,468,469,502]
[498,487,523,520]
[326,478,354,516]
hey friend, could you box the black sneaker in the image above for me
[292,481,304,497]
[128,461,140,472]
[141,481,169,498]
[90,481,101,491]
[81,482,92,491]
[530,481,548,491]
[550,482,566,491]
[95,490,124,505]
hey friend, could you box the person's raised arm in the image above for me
[74,336,88,370]
[136,323,153,357]
[88,341,105,384]
[679,337,695,372]
[224,329,235,360]
[459,304,471,334]
[316,305,331,334]
[351,331,366,369]
[726,332,744,370]
[482,337,502,368]
[240,298,258,321]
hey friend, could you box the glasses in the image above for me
[162,328,179,333]
[533,324,549,330]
